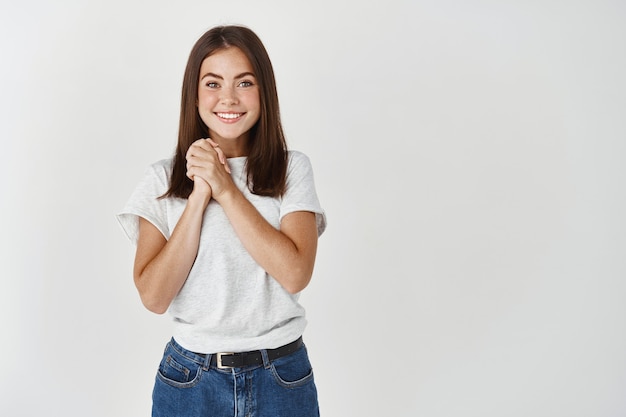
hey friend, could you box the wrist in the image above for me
[188,190,211,209]
[213,185,241,209]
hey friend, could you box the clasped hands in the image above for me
[186,138,233,200]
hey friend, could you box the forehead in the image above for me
[199,47,254,76]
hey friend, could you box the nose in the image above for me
[220,86,239,105]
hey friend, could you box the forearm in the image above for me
[218,189,317,294]
[134,194,209,313]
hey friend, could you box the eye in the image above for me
[205,81,219,88]
[238,80,254,87]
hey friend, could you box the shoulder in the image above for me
[144,158,173,180]
[148,157,174,173]
[287,150,313,169]
[284,150,318,186]
[287,149,309,161]
[132,157,174,193]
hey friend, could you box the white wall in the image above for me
[1,0,625,416]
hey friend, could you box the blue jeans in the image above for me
[152,337,320,417]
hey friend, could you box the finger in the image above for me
[206,138,222,161]
[186,165,196,180]
[188,138,212,155]
[207,139,231,173]
[186,141,202,159]
[187,142,213,168]
[186,158,198,174]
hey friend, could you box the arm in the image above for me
[186,139,319,293]
[219,191,319,294]
[133,190,210,314]
[133,141,231,313]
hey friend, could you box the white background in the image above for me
[1,0,625,416]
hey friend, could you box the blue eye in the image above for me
[239,81,253,87]
[206,82,219,88]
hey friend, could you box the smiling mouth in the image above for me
[216,112,244,120]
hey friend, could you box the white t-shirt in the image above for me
[117,151,326,353]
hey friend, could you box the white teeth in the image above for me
[217,113,242,119]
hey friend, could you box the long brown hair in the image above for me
[163,25,288,199]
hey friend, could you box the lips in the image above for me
[216,112,244,120]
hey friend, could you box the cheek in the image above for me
[197,97,214,120]
[244,94,261,116]
[196,108,212,129]
[199,113,216,131]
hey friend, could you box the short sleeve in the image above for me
[116,159,172,245]
[280,151,327,236]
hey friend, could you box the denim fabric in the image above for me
[152,337,320,417]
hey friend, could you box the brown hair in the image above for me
[163,25,287,199]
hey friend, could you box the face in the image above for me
[197,47,261,154]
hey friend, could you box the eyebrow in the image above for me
[200,71,256,80]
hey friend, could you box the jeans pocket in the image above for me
[156,344,202,388]
[269,345,315,388]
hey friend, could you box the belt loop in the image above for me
[203,353,213,371]
[260,349,271,369]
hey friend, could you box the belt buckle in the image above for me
[216,352,234,369]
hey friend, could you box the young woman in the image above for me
[117,25,326,417]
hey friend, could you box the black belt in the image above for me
[207,337,303,369]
